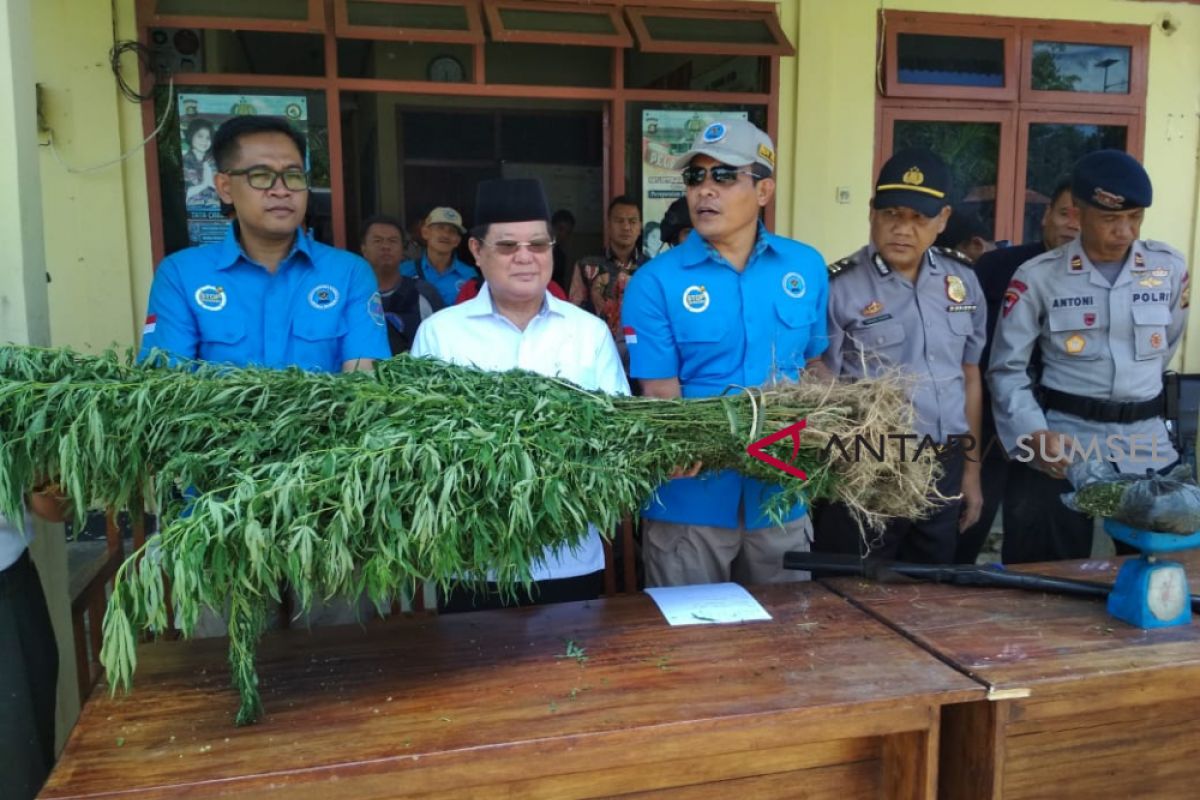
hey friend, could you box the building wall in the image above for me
[29,0,1200,363]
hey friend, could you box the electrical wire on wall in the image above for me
[42,40,175,175]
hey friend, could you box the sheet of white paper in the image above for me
[644,582,773,626]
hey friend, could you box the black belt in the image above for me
[1041,387,1164,424]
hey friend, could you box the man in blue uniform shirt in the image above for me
[139,116,389,371]
[400,206,479,306]
[622,119,828,587]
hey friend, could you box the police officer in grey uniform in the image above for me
[813,148,987,563]
[989,149,1188,563]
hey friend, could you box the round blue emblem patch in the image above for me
[194,285,226,312]
[682,284,710,313]
[308,284,340,310]
[367,292,385,326]
[702,122,726,143]
[782,272,807,299]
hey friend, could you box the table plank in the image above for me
[826,551,1200,799]
[824,553,1200,691]
[42,583,981,799]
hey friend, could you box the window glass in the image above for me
[896,33,1005,87]
[155,0,307,20]
[641,16,777,45]
[1022,122,1127,243]
[1031,41,1131,94]
[893,120,1001,236]
[625,52,768,93]
[497,8,616,35]
[345,1,470,30]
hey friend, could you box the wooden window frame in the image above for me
[334,0,484,45]
[138,0,784,263]
[877,105,1018,243]
[140,0,327,33]
[877,11,1147,247]
[624,5,794,57]
[1018,22,1150,109]
[1013,108,1144,241]
[484,0,632,48]
[881,14,1019,102]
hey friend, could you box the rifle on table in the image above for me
[784,552,1200,612]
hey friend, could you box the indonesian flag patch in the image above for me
[623,325,638,345]
[143,314,157,334]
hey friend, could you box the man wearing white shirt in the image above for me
[411,178,630,611]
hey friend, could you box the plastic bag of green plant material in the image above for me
[1062,461,1200,534]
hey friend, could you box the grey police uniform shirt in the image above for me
[987,238,1188,473]
[823,244,987,443]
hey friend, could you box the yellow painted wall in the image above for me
[32,0,143,353]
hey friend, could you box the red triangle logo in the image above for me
[745,419,808,480]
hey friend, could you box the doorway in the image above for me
[342,93,606,266]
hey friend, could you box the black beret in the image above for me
[872,147,952,218]
[1071,149,1152,210]
[474,178,551,228]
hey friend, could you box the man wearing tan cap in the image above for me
[400,206,478,306]
[622,119,828,587]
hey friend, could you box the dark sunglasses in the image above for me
[681,165,760,187]
[482,238,555,255]
[224,166,310,191]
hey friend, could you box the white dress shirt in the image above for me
[411,284,630,580]
[0,510,33,572]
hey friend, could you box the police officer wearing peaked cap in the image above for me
[988,150,1190,563]
[812,148,988,564]
[622,118,829,588]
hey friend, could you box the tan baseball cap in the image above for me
[424,206,466,233]
[672,119,776,174]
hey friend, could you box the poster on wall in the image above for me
[177,93,308,245]
[640,109,748,258]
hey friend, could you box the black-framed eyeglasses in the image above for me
[481,238,555,255]
[681,165,760,187]
[223,166,310,191]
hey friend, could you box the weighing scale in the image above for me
[1103,520,1200,629]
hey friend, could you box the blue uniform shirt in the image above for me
[400,253,478,306]
[138,224,390,371]
[622,225,828,529]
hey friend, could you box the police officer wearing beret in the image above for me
[622,119,829,587]
[989,150,1189,563]
[814,148,987,563]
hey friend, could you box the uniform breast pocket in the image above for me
[1047,307,1101,361]
[196,315,247,364]
[1131,303,1171,361]
[845,320,905,367]
[675,312,731,346]
[292,312,347,370]
[772,300,814,370]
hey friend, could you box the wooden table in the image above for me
[826,552,1200,799]
[42,584,981,799]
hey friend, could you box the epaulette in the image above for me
[1142,239,1185,260]
[933,246,972,266]
[827,254,860,279]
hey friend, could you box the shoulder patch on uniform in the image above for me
[827,254,859,279]
[1142,239,1186,260]
[933,246,972,266]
